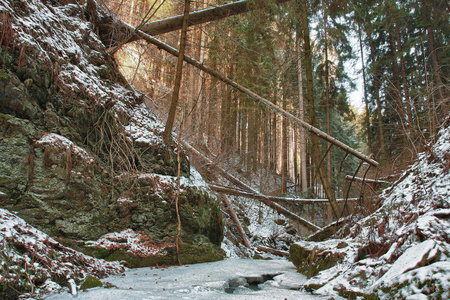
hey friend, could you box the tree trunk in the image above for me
[358,22,372,155]
[219,194,251,248]
[296,35,308,192]
[281,93,288,195]
[395,24,414,134]
[368,30,386,165]
[300,0,341,218]
[162,0,191,145]
[142,0,292,36]
[323,8,332,185]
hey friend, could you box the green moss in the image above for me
[83,243,224,268]
[253,254,272,260]
[0,73,10,80]
[0,113,12,120]
[80,275,103,290]
[289,243,340,277]
[338,289,379,300]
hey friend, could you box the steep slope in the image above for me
[0,0,223,296]
[290,119,450,299]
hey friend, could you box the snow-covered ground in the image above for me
[46,259,331,299]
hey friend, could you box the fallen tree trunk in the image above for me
[257,246,289,257]
[219,194,251,248]
[182,141,322,232]
[140,0,292,37]
[209,184,358,204]
[344,175,390,184]
[94,0,292,47]
[135,31,378,168]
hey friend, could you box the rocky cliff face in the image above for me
[0,0,223,273]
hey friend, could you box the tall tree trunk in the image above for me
[358,22,372,154]
[296,35,308,193]
[368,30,386,165]
[281,93,288,195]
[163,0,191,145]
[388,26,406,134]
[395,24,414,135]
[300,0,341,218]
[323,4,332,184]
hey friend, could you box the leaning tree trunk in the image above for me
[162,0,191,145]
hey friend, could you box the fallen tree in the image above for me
[209,184,358,204]
[92,0,292,47]
[219,193,251,248]
[182,140,322,232]
[344,175,390,185]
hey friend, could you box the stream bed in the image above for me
[46,258,334,299]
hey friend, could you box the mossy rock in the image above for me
[84,243,224,268]
[80,275,103,290]
[290,243,342,277]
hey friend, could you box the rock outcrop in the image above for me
[0,0,223,278]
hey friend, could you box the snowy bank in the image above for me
[290,123,450,299]
[0,209,124,299]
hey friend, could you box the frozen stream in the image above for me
[46,258,332,299]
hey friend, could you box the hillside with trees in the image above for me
[0,0,448,298]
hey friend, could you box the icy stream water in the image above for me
[46,259,331,299]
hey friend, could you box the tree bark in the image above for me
[257,246,289,257]
[368,30,387,165]
[358,22,372,155]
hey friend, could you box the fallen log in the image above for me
[209,184,358,204]
[219,194,251,248]
[94,0,292,47]
[140,0,292,37]
[344,175,390,185]
[257,246,289,257]
[182,141,322,232]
